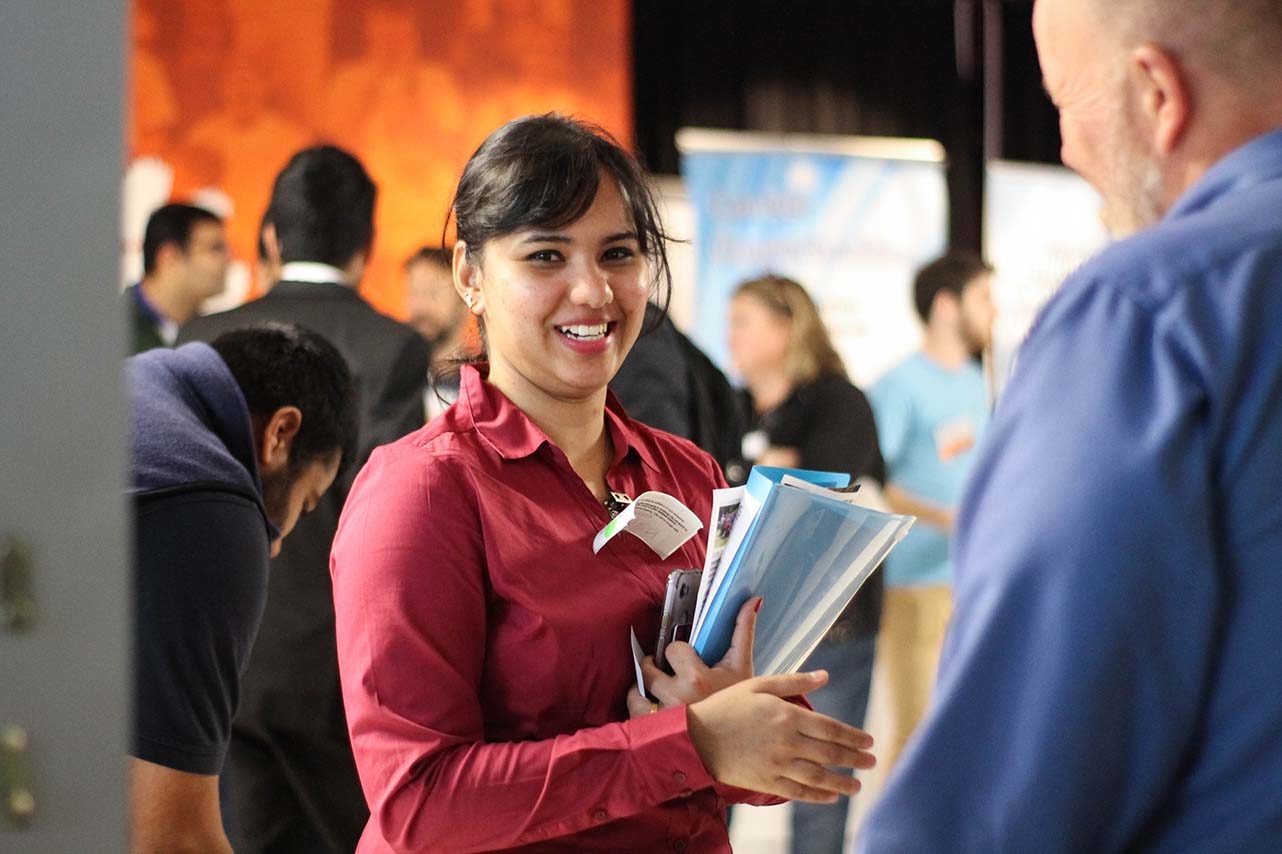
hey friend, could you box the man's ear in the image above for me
[1129,43,1191,157]
[343,244,371,285]
[262,222,282,265]
[453,241,484,316]
[257,406,303,476]
[929,290,960,327]
[155,241,185,274]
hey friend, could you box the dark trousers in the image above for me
[224,714,369,853]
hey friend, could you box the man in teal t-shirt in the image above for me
[869,253,994,774]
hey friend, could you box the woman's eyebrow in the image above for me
[518,231,639,245]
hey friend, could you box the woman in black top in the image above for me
[727,274,884,854]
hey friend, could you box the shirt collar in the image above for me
[133,283,179,344]
[279,262,349,286]
[459,363,661,473]
[1167,128,1282,222]
[604,389,662,473]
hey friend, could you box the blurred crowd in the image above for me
[121,0,1282,852]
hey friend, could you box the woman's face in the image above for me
[727,294,790,382]
[460,177,649,406]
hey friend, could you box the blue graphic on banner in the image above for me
[680,144,948,387]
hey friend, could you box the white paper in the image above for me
[629,627,647,698]
[690,486,745,639]
[593,491,703,559]
[780,474,863,504]
[690,486,765,641]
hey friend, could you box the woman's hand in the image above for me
[626,596,760,718]
[687,670,876,803]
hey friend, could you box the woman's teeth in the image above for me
[557,323,609,341]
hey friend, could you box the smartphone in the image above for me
[655,569,702,673]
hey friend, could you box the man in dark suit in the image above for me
[125,203,229,354]
[179,145,428,853]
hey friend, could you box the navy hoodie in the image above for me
[126,342,279,541]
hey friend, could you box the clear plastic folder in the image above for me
[690,466,915,675]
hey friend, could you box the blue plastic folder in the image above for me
[691,466,915,675]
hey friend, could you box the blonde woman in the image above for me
[727,274,884,854]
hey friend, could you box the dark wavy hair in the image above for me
[444,113,674,344]
[211,323,358,477]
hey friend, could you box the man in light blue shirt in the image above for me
[861,1,1282,851]
[868,253,993,774]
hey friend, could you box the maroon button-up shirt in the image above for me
[332,365,777,853]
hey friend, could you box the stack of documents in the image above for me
[690,466,914,676]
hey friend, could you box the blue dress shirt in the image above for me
[860,129,1282,852]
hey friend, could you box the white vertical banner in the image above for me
[984,160,1109,396]
[678,130,948,388]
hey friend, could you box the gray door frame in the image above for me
[0,2,129,851]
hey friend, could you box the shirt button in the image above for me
[672,840,688,853]
[673,771,687,784]
[591,808,608,822]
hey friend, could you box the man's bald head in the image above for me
[1037,0,1282,236]
[1087,0,1282,93]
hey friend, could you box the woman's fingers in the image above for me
[671,641,755,699]
[791,733,877,772]
[663,642,706,678]
[795,708,875,751]
[767,776,842,804]
[648,640,757,708]
[640,655,666,687]
[644,652,691,707]
[746,669,829,699]
[625,686,655,719]
[780,758,862,797]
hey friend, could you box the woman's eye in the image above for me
[526,249,563,263]
[602,246,636,262]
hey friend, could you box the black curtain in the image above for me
[632,0,1060,255]
[995,1,1061,164]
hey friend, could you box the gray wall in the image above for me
[0,1,128,850]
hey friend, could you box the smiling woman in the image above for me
[456,177,651,434]
[445,115,676,500]
[329,114,877,854]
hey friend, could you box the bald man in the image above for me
[861,2,1282,851]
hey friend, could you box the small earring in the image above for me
[463,293,473,307]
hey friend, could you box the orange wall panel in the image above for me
[130,0,633,318]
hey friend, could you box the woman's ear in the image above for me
[257,406,303,476]
[453,241,485,316]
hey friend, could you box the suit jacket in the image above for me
[124,283,170,355]
[177,280,429,728]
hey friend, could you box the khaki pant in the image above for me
[876,585,953,775]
